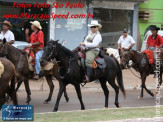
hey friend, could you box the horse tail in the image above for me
[10,74,18,105]
[114,57,126,98]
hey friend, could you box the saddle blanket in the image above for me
[142,50,154,64]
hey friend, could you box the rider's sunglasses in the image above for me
[91,26,97,28]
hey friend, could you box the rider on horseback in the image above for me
[0,20,15,44]
[80,20,102,83]
[146,25,163,77]
[117,29,135,65]
[25,20,44,80]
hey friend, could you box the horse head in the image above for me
[121,49,132,69]
[40,39,59,66]
[0,38,8,57]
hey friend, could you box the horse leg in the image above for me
[74,84,85,110]
[6,85,18,105]
[23,77,31,104]
[108,78,121,108]
[10,75,18,105]
[16,79,23,92]
[53,68,69,102]
[138,76,145,99]
[44,75,54,104]
[0,94,6,110]
[99,78,109,108]
[53,82,66,112]
[63,87,69,102]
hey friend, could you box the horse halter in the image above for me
[46,43,57,62]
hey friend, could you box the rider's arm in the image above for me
[118,43,121,50]
[128,43,135,50]
[25,29,30,43]
[117,36,122,50]
[8,32,15,44]
[128,36,135,50]
[31,42,41,46]
[146,36,151,50]
[146,45,149,50]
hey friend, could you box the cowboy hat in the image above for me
[149,25,160,31]
[88,20,102,29]
[30,20,42,30]
[1,20,12,29]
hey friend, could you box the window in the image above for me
[93,8,133,48]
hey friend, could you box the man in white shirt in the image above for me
[0,20,15,44]
[80,20,102,82]
[118,29,135,52]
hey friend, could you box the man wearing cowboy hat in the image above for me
[25,20,44,79]
[146,25,163,78]
[80,20,102,82]
[146,25,162,52]
[0,20,15,44]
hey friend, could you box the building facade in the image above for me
[0,0,147,49]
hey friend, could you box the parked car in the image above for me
[141,30,163,51]
[12,41,29,50]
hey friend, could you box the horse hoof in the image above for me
[103,107,108,109]
[133,85,138,90]
[117,104,121,108]
[81,107,85,110]
[52,109,58,112]
[43,100,49,104]
[66,98,69,102]
[115,103,121,108]
[137,96,140,100]
[26,102,29,105]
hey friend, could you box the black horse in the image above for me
[40,40,126,112]
[121,50,162,99]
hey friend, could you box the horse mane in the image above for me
[57,43,75,56]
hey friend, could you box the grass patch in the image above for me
[1,106,162,122]
[33,106,163,122]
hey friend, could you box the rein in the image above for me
[126,52,152,79]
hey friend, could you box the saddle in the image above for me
[78,49,107,69]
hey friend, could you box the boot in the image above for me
[83,67,93,83]
[33,74,39,80]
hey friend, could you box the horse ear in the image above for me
[3,38,6,44]
[56,39,59,43]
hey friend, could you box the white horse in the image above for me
[105,47,120,63]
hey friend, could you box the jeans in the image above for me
[35,50,43,75]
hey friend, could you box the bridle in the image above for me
[122,50,152,79]
[122,50,144,68]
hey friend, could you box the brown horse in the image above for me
[0,58,18,109]
[121,50,162,98]
[0,38,69,104]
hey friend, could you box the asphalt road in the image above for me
[0,69,162,115]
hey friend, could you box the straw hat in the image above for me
[88,20,102,29]
[1,20,12,29]
[30,20,42,30]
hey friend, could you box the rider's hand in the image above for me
[25,28,29,35]
[26,44,32,48]
[80,42,85,46]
